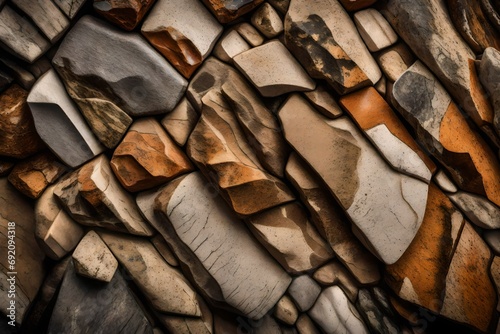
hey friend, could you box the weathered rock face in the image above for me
[52,16,187,146]
[313,261,359,302]
[392,61,500,207]
[251,3,283,39]
[53,155,154,236]
[53,0,86,19]
[279,94,428,265]
[288,275,322,312]
[478,47,500,137]
[0,178,45,325]
[148,172,292,319]
[110,118,193,192]
[161,98,199,147]
[48,262,153,334]
[187,91,295,216]
[448,191,500,229]
[354,8,398,52]
[0,84,44,159]
[141,0,223,78]
[284,0,381,94]
[213,29,250,63]
[94,0,156,31]
[375,43,415,83]
[201,0,264,23]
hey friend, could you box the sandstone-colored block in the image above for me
[213,30,250,63]
[251,3,283,38]
[161,98,199,147]
[354,9,398,52]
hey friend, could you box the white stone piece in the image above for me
[354,9,398,52]
[434,170,458,193]
[214,30,251,63]
[449,192,500,229]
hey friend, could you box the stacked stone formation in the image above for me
[1,0,500,333]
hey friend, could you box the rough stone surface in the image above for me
[53,0,87,19]
[303,85,343,119]
[234,40,316,97]
[313,261,359,302]
[251,3,283,38]
[284,0,381,94]
[247,202,334,274]
[28,69,104,167]
[72,231,118,282]
[201,0,264,23]
[110,118,193,192]
[187,91,295,216]
[0,84,44,159]
[235,23,264,47]
[94,0,155,31]
[161,98,199,147]
[280,94,428,265]
[151,172,292,319]
[479,47,500,137]
[354,9,398,52]
[288,275,322,312]
[449,191,500,229]
[213,30,250,63]
[141,0,223,78]
[375,43,415,82]
[274,295,299,325]
[53,155,154,236]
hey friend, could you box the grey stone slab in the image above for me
[53,0,87,19]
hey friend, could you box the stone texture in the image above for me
[0,55,36,90]
[479,47,500,137]
[158,302,213,334]
[235,22,264,47]
[151,234,179,267]
[484,230,500,255]
[481,0,500,32]
[0,178,45,325]
[303,85,343,119]
[94,0,155,30]
[100,231,203,316]
[393,61,500,207]
[447,0,500,53]
[279,94,428,265]
[201,0,264,23]
[8,152,66,199]
[339,0,376,11]
[251,3,283,38]
[150,172,292,319]
[110,118,193,192]
[0,5,50,63]
[356,289,400,334]
[313,261,359,302]
[234,40,315,97]
[35,185,84,260]
[141,0,223,78]
[247,202,334,274]
[53,16,187,133]
[221,80,289,177]
[161,98,199,147]
[288,275,322,312]
[11,0,69,43]
[53,155,154,236]
[375,43,415,82]
[296,314,321,334]
[0,161,14,176]
[449,191,500,229]
[213,30,250,63]
[354,9,398,52]
[274,295,298,325]
[434,170,458,193]
[285,152,380,285]
[187,91,295,216]
[339,87,435,182]
[53,0,87,19]
[48,261,153,333]
[309,286,368,334]
[72,231,118,282]
[284,0,381,94]
[0,84,44,159]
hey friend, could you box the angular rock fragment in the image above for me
[221,81,289,177]
[11,0,69,43]
[288,275,322,312]
[481,0,500,32]
[284,0,381,94]
[234,40,315,97]
[161,98,199,147]
[393,61,500,207]
[151,234,178,267]
[478,47,500,137]
[309,286,368,334]
[274,295,298,325]
[313,261,359,302]
[53,155,154,236]
[449,191,500,229]
[72,231,118,282]
[338,0,376,11]
[447,0,500,53]
[8,152,66,199]
[53,0,87,19]
[94,0,155,30]
[375,43,415,82]
[235,22,264,47]
[0,5,50,63]
[151,172,292,319]
[0,84,44,159]
[280,94,428,264]
[303,85,343,119]
[201,0,264,23]
[213,30,250,63]
[110,118,193,192]
[251,3,283,38]
[27,69,104,167]
[35,185,84,260]
[339,87,435,182]
[296,314,321,334]
[187,91,294,216]
[434,170,458,193]
[48,262,153,333]
[285,153,380,284]
[100,232,202,316]
[53,16,187,128]
[247,202,334,274]
[268,0,289,14]
[356,289,400,334]
[0,178,45,325]
[141,0,223,78]
[354,9,398,52]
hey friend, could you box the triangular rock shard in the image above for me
[279,94,429,264]
[151,172,292,319]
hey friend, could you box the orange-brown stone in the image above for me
[94,0,156,31]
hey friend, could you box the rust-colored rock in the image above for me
[8,152,66,199]
[0,85,44,158]
[94,0,156,31]
[201,0,264,23]
[111,118,193,192]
